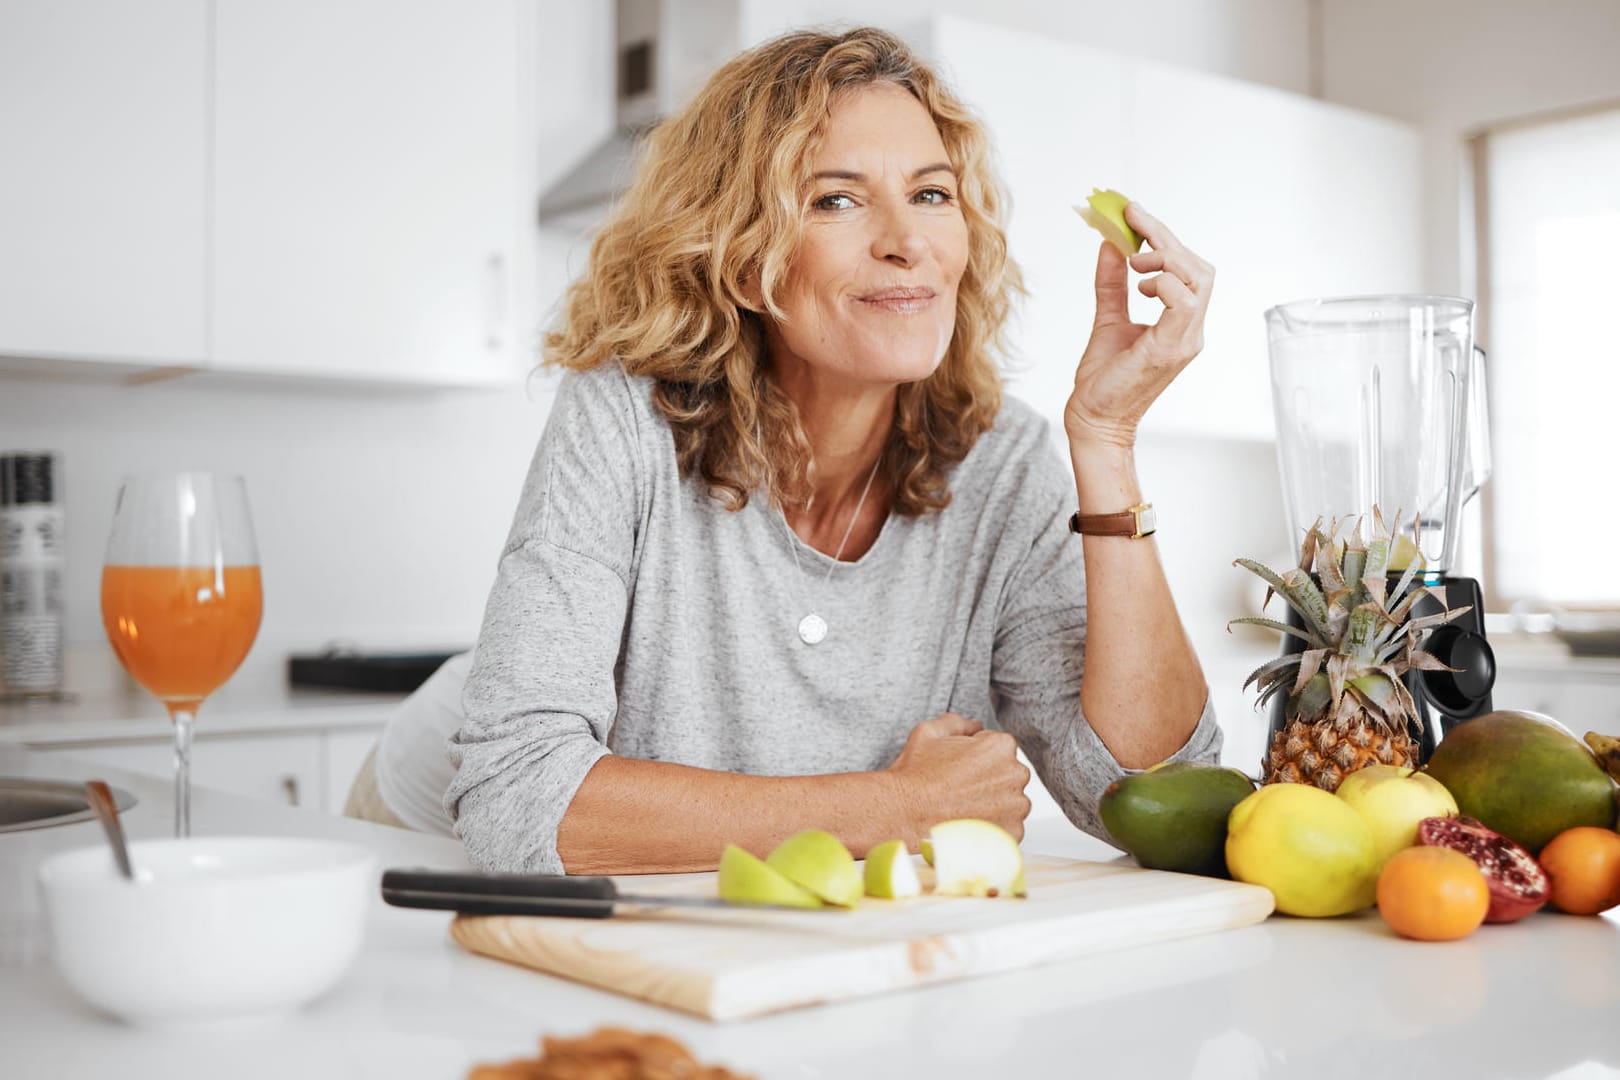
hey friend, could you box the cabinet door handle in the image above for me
[485,253,507,350]
[281,775,301,807]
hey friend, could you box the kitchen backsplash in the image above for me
[0,371,1282,670]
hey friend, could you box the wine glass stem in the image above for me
[171,708,195,838]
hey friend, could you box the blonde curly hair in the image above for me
[543,26,1022,514]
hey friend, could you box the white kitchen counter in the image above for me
[5,745,1620,1079]
[0,676,404,747]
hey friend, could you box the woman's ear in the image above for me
[739,273,764,310]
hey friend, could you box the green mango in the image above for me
[1098,762,1257,878]
[1424,709,1618,855]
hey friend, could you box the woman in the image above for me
[446,26,1220,875]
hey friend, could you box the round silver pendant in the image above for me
[798,613,828,645]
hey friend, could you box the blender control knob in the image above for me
[1421,627,1497,713]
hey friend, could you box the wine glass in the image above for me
[100,474,262,837]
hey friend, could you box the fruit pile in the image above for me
[715,819,1026,910]
[1099,710,1620,942]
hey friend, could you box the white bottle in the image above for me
[0,453,65,699]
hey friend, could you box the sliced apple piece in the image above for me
[929,819,1027,898]
[920,836,935,867]
[717,844,824,909]
[765,829,863,907]
[1073,187,1143,257]
[863,840,922,899]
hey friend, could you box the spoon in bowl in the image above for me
[86,779,135,881]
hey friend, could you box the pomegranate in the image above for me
[1416,816,1550,923]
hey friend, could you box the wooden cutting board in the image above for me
[450,854,1274,1021]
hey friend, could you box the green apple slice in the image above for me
[1073,187,1143,257]
[929,819,1027,898]
[920,836,935,867]
[716,844,825,909]
[765,829,863,907]
[863,839,922,899]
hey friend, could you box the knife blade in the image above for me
[380,867,830,919]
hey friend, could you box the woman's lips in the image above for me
[855,287,937,314]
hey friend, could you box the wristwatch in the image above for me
[1069,503,1157,539]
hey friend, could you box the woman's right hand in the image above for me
[886,713,1033,841]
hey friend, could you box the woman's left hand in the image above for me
[1064,203,1215,450]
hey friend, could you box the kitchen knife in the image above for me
[380,867,830,919]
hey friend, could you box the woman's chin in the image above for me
[848,346,949,386]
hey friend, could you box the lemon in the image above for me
[1388,535,1423,572]
[1226,784,1378,917]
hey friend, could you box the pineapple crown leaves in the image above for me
[1230,506,1473,730]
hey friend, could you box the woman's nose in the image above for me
[870,204,929,266]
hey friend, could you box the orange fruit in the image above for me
[1376,846,1490,941]
[1539,826,1620,915]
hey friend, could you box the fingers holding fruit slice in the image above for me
[1068,185,1215,446]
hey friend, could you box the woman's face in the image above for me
[762,81,970,390]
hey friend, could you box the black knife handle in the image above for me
[380,868,619,918]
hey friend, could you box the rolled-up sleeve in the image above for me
[446,369,643,873]
[988,447,1222,845]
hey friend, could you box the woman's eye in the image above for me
[812,193,856,211]
[914,187,954,205]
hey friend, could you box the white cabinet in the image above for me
[1129,65,1424,440]
[1492,667,1620,738]
[323,729,382,816]
[925,17,1424,442]
[0,0,532,387]
[30,726,382,814]
[210,0,527,386]
[0,0,208,371]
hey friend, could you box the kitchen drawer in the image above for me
[323,729,381,816]
[1560,678,1620,737]
[31,731,323,811]
[1491,673,1575,719]
[1491,670,1620,736]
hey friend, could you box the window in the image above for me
[1478,104,1620,608]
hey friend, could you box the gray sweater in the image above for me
[447,364,1221,873]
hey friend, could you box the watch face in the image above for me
[1136,506,1158,536]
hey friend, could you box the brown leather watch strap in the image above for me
[1069,503,1157,538]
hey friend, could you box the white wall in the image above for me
[1319,0,1620,295]
[0,374,556,659]
[742,0,1314,94]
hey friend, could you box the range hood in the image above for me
[539,0,744,227]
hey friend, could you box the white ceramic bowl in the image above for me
[37,836,376,1025]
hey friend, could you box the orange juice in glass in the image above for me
[101,475,261,837]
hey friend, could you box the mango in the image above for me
[1424,710,1618,855]
[1098,762,1256,877]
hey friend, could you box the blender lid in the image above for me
[1266,294,1473,334]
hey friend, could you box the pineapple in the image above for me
[1232,508,1469,792]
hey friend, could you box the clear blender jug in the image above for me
[1263,294,1496,751]
[1266,295,1489,573]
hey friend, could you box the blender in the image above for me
[1265,295,1495,761]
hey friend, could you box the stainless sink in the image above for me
[0,778,137,833]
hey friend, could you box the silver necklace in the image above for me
[777,455,882,645]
